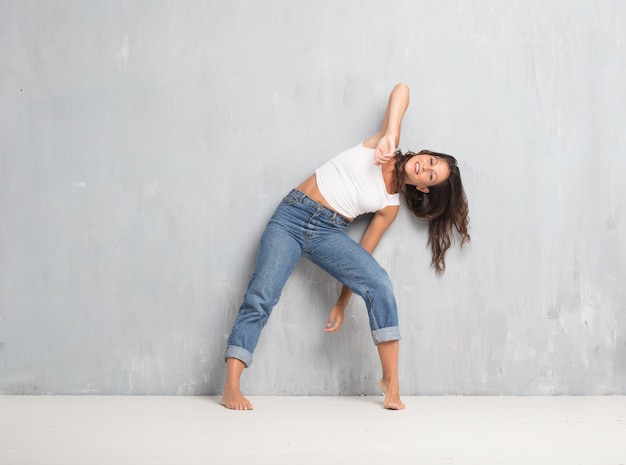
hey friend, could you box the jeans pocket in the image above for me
[281,190,299,206]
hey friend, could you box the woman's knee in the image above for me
[370,267,395,299]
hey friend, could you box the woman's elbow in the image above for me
[394,83,410,94]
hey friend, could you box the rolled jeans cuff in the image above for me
[224,345,253,368]
[371,326,401,344]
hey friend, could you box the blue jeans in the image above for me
[225,189,400,367]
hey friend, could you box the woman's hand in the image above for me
[324,303,345,332]
[374,133,396,166]
[365,83,409,163]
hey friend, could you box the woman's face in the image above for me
[404,154,450,193]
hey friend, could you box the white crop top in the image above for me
[315,142,400,219]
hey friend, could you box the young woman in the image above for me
[221,83,470,410]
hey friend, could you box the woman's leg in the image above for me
[222,209,303,410]
[306,228,400,343]
[224,219,302,366]
[377,340,405,410]
[306,225,403,409]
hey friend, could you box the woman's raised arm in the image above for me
[364,83,410,165]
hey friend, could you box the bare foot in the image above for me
[378,379,405,410]
[221,386,253,410]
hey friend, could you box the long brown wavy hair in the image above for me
[392,149,470,274]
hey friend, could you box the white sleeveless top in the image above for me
[315,142,400,219]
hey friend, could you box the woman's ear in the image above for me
[416,185,430,194]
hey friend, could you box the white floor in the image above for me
[1,395,625,465]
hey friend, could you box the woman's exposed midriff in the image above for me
[296,174,354,222]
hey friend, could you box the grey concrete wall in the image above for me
[1,0,624,395]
